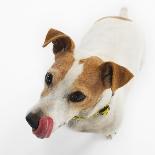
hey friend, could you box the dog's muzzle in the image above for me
[26,112,53,139]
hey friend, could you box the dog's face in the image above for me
[26,28,133,139]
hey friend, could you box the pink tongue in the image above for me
[33,116,53,139]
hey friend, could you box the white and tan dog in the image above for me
[26,8,144,139]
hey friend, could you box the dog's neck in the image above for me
[78,89,113,118]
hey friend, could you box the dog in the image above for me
[26,8,144,139]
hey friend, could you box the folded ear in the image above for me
[100,62,134,93]
[43,28,75,54]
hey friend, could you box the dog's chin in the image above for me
[32,116,53,139]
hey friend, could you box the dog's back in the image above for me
[76,8,145,75]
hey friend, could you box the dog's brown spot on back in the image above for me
[71,56,105,110]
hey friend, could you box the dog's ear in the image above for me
[43,28,75,54]
[100,62,134,93]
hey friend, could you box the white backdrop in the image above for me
[0,0,155,155]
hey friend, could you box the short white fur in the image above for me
[34,60,83,131]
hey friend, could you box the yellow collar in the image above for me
[72,92,114,121]
[72,104,110,121]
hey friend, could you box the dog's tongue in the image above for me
[33,116,53,139]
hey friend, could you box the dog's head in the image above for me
[26,28,133,139]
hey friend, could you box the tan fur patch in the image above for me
[70,57,133,111]
[41,28,75,97]
[52,52,74,82]
[96,16,132,22]
[70,56,105,110]
[41,52,74,97]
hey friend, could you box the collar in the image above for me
[72,104,110,121]
[72,89,114,121]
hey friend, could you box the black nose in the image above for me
[26,112,41,129]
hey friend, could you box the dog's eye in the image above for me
[68,91,86,102]
[45,72,53,86]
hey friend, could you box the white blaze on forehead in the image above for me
[37,60,84,130]
[51,60,83,96]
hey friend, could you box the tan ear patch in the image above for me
[100,62,134,93]
[43,28,75,55]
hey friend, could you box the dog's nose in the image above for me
[26,112,41,129]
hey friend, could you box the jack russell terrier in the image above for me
[26,8,144,139]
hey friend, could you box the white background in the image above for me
[0,0,155,155]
